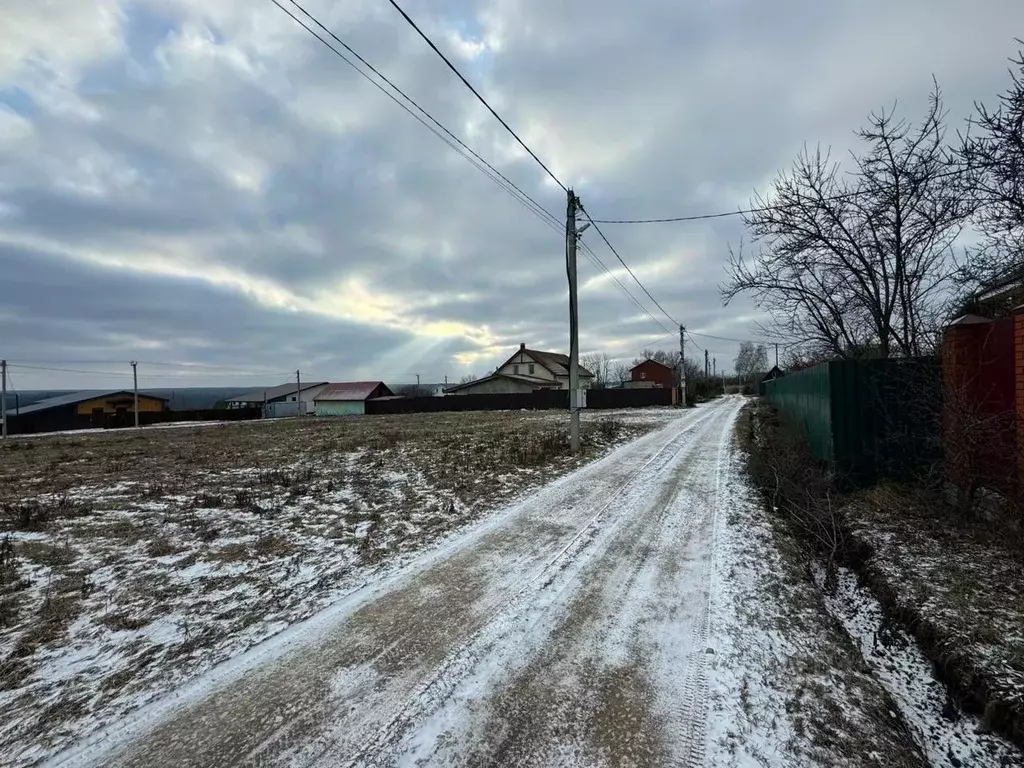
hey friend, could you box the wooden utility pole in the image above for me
[775,342,779,368]
[130,361,139,428]
[567,189,580,453]
[1,359,6,439]
[679,325,686,407]
[295,369,301,416]
[704,349,709,378]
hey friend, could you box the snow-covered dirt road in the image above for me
[53,398,743,767]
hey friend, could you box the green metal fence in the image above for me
[763,359,941,483]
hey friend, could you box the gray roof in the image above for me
[5,390,167,417]
[444,372,562,393]
[225,381,328,404]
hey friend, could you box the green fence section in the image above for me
[762,362,834,462]
[764,358,941,483]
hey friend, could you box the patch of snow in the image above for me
[820,566,1018,768]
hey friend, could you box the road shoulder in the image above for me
[706,404,926,767]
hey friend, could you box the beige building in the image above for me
[446,343,594,395]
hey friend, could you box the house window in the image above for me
[290,396,296,401]
[640,372,647,380]
[529,364,535,375]
[513,365,519,374]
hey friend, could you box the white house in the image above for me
[445,343,594,395]
[225,381,329,416]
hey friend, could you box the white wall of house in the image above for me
[497,351,556,382]
[284,383,330,414]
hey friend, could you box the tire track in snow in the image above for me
[316,408,727,767]
[663,404,737,767]
[374,398,744,767]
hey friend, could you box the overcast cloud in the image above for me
[1,0,1022,389]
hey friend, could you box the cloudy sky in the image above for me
[1,0,1021,390]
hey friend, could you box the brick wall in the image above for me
[943,314,1018,491]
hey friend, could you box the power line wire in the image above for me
[686,329,757,344]
[269,0,564,238]
[8,364,292,379]
[274,1,703,343]
[9,364,135,377]
[384,0,567,192]
[577,241,673,335]
[10,358,293,375]
[279,0,562,232]
[273,1,682,342]
[577,202,680,328]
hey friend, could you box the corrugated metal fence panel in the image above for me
[828,359,942,482]
[763,363,834,462]
[766,358,941,483]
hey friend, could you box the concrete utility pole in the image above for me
[1,359,6,439]
[416,373,421,395]
[679,325,686,407]
[295,370,301,416]
[713,358,716,378]
[130,360,139,428]
[775,342,779,368]
[566,188,583,453]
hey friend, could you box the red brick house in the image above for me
[628,358,675,389]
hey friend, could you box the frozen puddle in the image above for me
[820,566,1017,767]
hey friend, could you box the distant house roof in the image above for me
[5,390,167,417]
[761,365,784,382]
[226,382,328,404]
[314,382,394,401]
[502,344,595,378]
[444,372,562,394]
[630,358,674,372]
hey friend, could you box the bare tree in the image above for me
[610,362,631,387]
[960,44,1024,287]
[734,342,768,381]
[458,373,477,385]
[581,352,614,388]
[723,83,971,359]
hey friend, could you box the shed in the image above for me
[3,390,168,434]
[314,381,394,416]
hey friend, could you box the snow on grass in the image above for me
[844,486,1024,745]
[707,444,926,767]
[0,407,677,765]
[819,565,1018,768]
